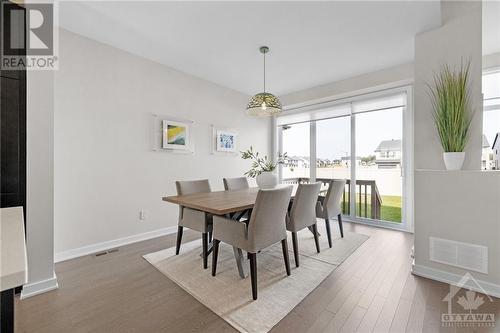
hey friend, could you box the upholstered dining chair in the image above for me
[316,179,347,248]
[212,186,293,300]
[175,179,212,269]
[286,182,322,267]
[223,177,249,191]
[223,177,250,220]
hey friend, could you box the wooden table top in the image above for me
[163,188,261,215]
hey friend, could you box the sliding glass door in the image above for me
[316,116,351,215]
[276,88,411,230]
[354,107,403,223]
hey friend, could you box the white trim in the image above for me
[343,216,410,233]
[54,226,178,263]
[20,274,59,299]
[310,121,317,182]
[411,264,500,299]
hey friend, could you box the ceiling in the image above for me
[59,1,444,95]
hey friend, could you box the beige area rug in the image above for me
[144,220,369,333]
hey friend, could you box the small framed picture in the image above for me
[162,120,191,150]
[216,129,238,153]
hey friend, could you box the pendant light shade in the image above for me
[246,92,282,116]
[246,46,282,116]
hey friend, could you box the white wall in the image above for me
[412,2,500,297]
[54,29,270,259]
[280,63,414,107]
[22,71,58,298]
[414,1,483,171]
[413,170,500,295]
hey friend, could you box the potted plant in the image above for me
[240,146,287,189]
[429,61,474,170]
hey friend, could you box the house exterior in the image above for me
[284,156,310,169]
[493,133,500,170]
[374,139,401,169]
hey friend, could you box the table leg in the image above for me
[1,288,14,333]
[233,246,248,278]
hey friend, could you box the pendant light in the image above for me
[246,46,282,116]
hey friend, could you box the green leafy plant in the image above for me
[428,61,474,153]
[240,146,287,178]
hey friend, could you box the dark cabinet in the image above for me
[0,0,26,210]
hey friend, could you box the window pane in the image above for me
[482,71,500,170]
[281,123,310,180]
[355,107,403,223]
[316,116,351,214]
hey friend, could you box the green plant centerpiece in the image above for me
[240,146,287,188]
[428,61,474,170]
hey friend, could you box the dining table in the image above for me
[162,185,321,279]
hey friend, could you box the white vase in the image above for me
[256,172,278,189]
[443,152,465,170]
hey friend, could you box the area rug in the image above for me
[143,221,369,333]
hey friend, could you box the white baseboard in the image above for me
[54,226,178,263]
[21,274,59,299]
[412,263,500,299]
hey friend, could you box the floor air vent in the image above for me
[94,248,119,257]
[429,237,488,274]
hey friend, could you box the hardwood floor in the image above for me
[15,223,500,332]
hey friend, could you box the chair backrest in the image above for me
[246,186,292,252]
[175,179,211,195]
[323,179,346,217]
[223,177,249,191]
[289,182,322,230]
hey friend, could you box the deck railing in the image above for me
[282,177,383,220]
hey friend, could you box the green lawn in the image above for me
[341,194,402,223]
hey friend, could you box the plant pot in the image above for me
[443,152,465,170]
[256,171,278,189]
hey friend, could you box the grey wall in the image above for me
[53,29,270,257]
[414,170,500,287]
[414,1,483,171]
[413,1,500,294]
[22,70,57,297]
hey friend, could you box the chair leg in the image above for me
[175,226,183,255]
[202,232,208,269]
[212,240,220,276]
[312,224,320,253]
[325,218,332,248]
[249,253,258,300]
[281,239,291,276]
[338,214,344,238]
[291,232,299,267]
[208,230,213,243]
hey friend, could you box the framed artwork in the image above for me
[214,128,238,153]
[162,120,190,150]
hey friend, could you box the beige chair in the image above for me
[212,186,293,300]
[223,177,249,191]
[175,179,212,269]
[223,177,250,220]
[286,182,322,267]
[316,179,347,247]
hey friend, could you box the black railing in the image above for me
[282,177,382,219]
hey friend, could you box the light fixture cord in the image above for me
[263,51,266,93]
